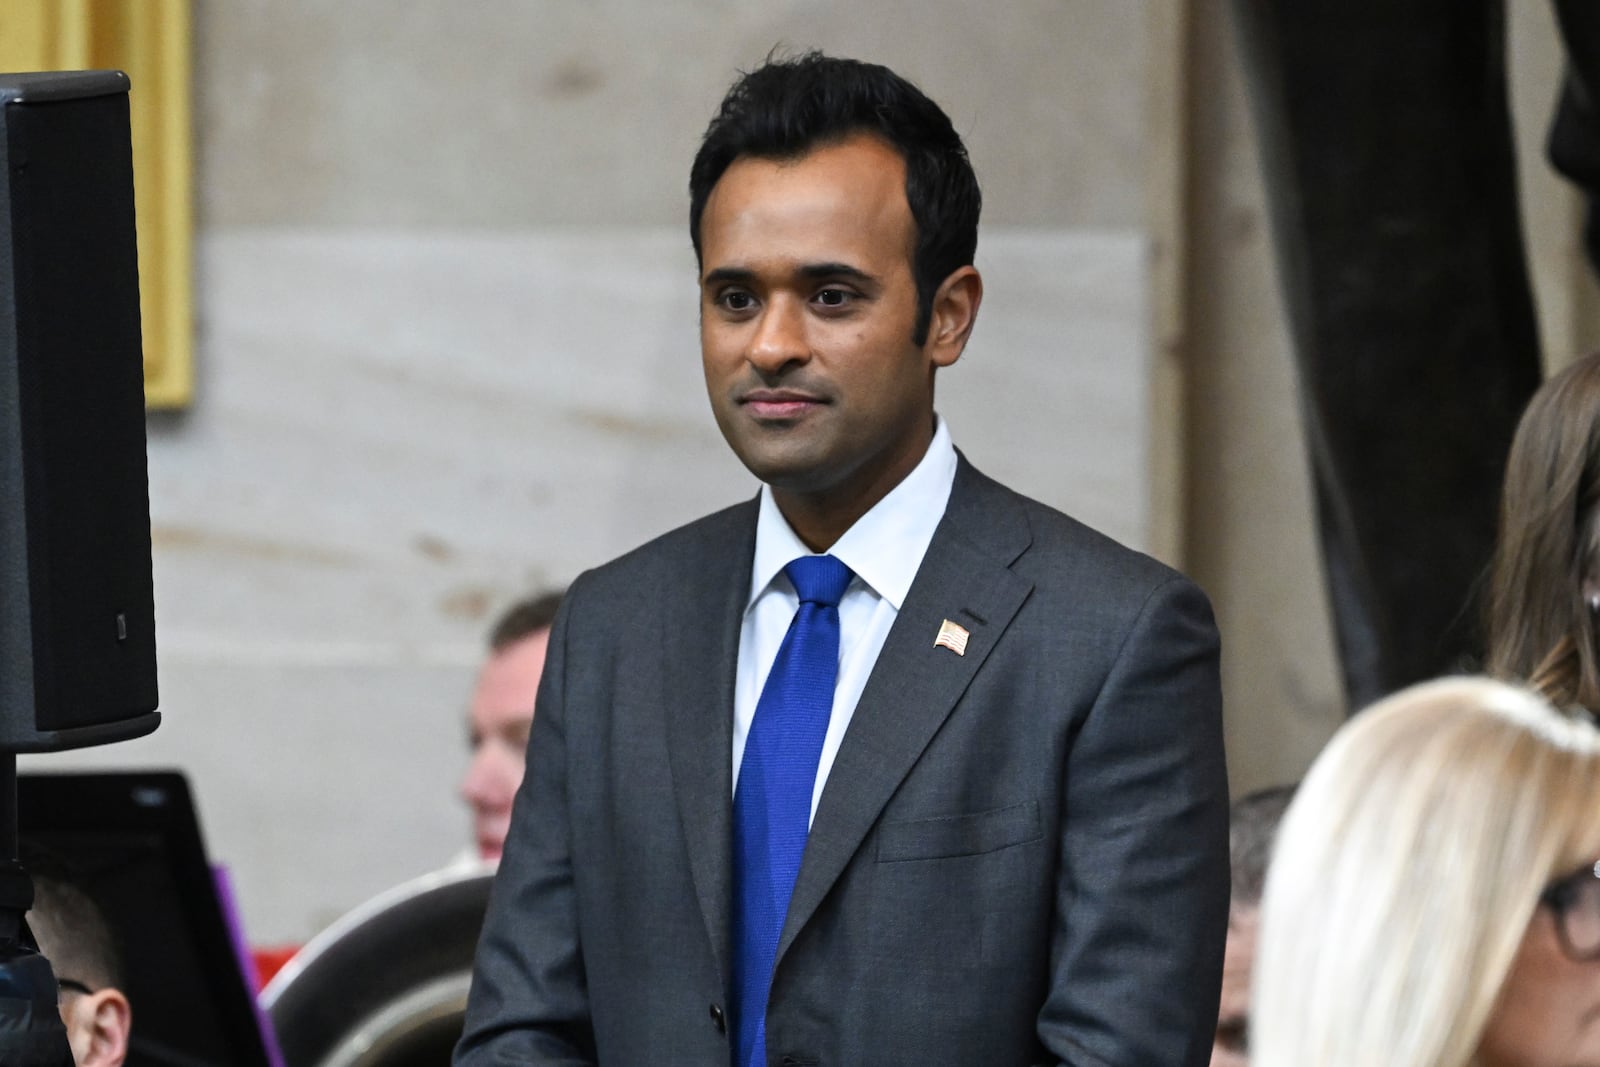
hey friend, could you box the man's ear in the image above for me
[66,988,131,1067]
[927,265,983,369]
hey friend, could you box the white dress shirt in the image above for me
[732,417,958,824]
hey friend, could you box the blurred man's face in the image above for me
[459,629,549,861]
[1211,907,1256,1067]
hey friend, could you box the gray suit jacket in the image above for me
[456,457,1229,1066]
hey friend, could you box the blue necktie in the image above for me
[731,554,853,1067]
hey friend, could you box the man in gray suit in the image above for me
[456,52,1229,1067]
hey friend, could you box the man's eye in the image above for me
[718,290,755,312]
[815,288,851,307]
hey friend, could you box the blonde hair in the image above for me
[1251,676,1600,1067]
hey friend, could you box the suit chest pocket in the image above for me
[875,799,1041,862]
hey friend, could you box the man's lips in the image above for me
[740,389,826,419]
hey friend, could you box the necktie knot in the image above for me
[784,554,852,608]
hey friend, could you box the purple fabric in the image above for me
[212,864,286,1067]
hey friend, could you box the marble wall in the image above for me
[24,0,1582,948]
[22,2,1166,944]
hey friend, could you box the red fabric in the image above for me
[250,944,300,992]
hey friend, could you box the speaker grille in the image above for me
[0,73,158,750]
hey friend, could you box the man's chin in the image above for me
[733,451,838,495]
[719,424,829,484]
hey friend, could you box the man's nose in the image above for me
[746,295,809,375]
[460,749,498,807]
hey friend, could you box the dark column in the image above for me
[1549,0,1600,274]
[1229,0,1544,709]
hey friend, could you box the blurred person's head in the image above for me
[460,589,563,861]
[1211,784,1295,1067]
[30,872,130,1067]
[1488,350,1600,711]
[688,50,981,348]
[1252,676,1600,1067]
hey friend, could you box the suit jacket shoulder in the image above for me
[562,497,759,620]
[944,454,1209,617]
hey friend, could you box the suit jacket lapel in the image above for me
[777,458,1035,962]
[663,499,757,988]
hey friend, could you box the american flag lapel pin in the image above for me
[934,619,970,656]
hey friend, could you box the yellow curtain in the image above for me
[0,0,194,409]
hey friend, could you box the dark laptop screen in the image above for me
[19,770,275,1067]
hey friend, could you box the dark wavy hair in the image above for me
[1486,351,1600,712]
[688,51,981,345]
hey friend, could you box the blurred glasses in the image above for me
[1540,860,1600,961]
[56,977,93,1005]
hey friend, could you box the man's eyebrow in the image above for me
[798,262,875,285]
[701,263,878,287]
[702,266,756,288]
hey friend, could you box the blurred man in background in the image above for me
[31,871,131,1067]
[460,589,564,863]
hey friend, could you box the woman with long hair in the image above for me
[1487,350,1600,711]
[1251,676,1600,1067]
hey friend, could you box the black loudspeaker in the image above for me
[0,70,159,751]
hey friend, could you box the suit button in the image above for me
[709,1003,726,1034]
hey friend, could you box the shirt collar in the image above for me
[748,416,957,610]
